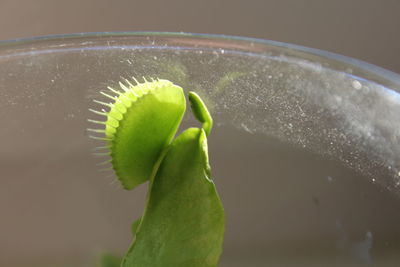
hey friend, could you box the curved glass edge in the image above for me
[0,31,399,85]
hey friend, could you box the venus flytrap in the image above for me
[89,78,224,267]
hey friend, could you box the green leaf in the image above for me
[121,128,224,267]
[97,253,122,267]
[188,91,213,136]
[100,79,186,190]
[90,79,225,266]
[131,217,142,236]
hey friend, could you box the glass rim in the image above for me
[0,31,399,85]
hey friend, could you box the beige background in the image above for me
[1,1,400,266]
[0,0,399,73]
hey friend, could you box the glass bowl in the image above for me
[1,32,400,267]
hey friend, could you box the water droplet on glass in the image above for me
[352,80,362,90]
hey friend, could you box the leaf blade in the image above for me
[121,128,224,267]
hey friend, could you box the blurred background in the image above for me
[0,0,399,73]
[1,1,400,266]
